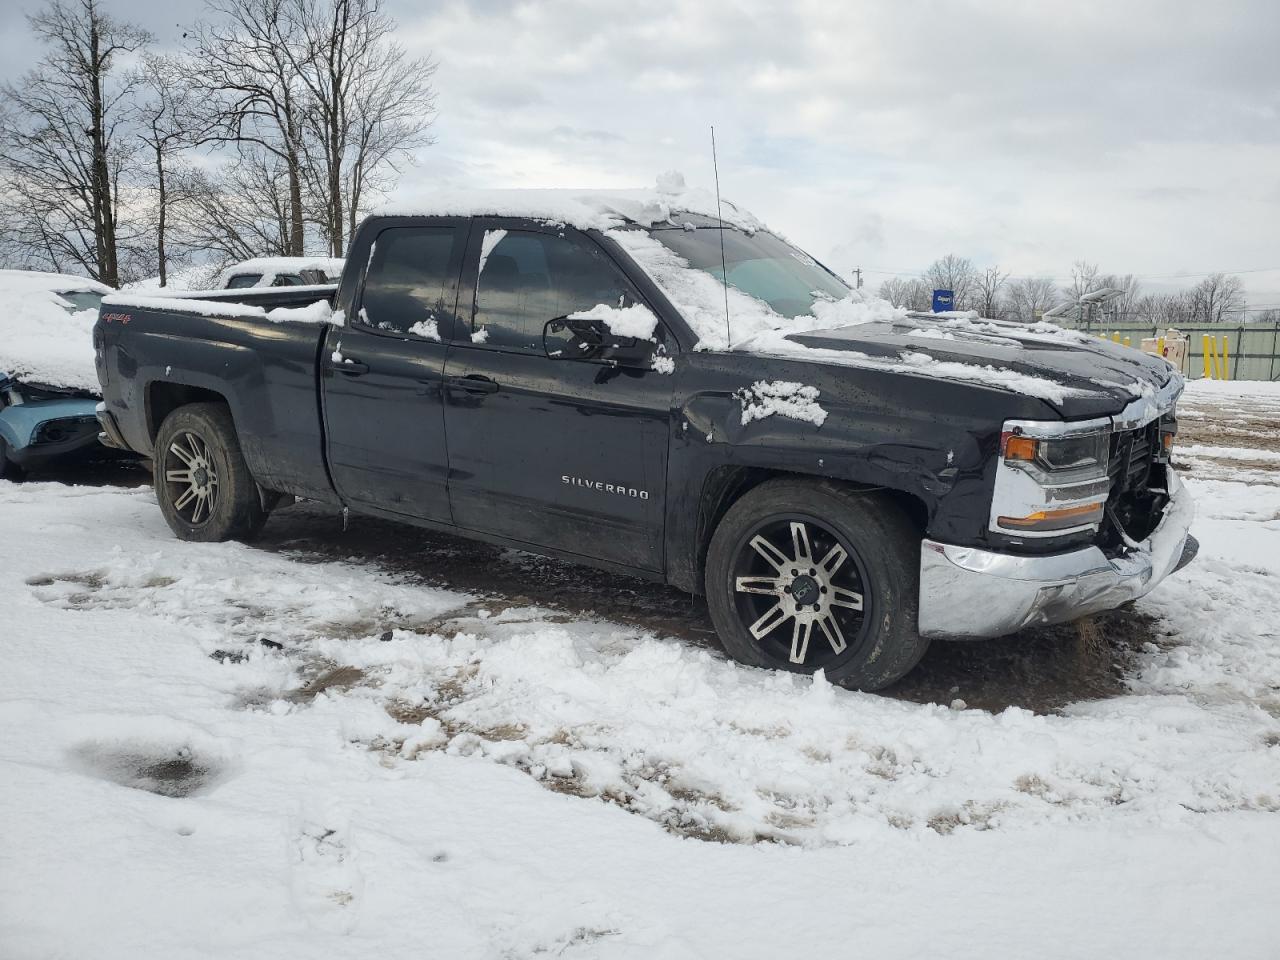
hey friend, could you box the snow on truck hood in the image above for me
[775,312,1181,417]
[0,269,111,393]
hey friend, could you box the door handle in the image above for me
[329,357,370,375]
[447,374,499,394]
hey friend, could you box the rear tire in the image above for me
[153,403,266,542]
[705,478,929,691]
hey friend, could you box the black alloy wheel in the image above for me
[730,514,873,669]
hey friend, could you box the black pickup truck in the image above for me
[94,190,1195,690]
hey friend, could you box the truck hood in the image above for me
[785,315,1177,419]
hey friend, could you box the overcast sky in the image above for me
[4,0,1279,308]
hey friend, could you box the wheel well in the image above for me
[694,466,928,590]
[146,382,229,441]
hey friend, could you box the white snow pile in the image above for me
[264,300,334,325]
[0,269,112,392]
[408,319,441,341]
[569,301,660,340]
[102,293,338,326]
[736,380,828,427]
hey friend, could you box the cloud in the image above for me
[3,0,1278,300]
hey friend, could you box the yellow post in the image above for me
[1123,336,1131,348]
[1202,335,1213,379]
[1221,336,1230,381]
[1158,335,1166,356]
[1111,332,1121,344]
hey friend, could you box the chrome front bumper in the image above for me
[918,469,1195,639]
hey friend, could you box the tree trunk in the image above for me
[88,4,119,287]
[287,148,304,257]
[155,140,167,287]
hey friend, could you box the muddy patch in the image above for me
[70,741,222,798]
[886,608,1164,714]
[285,663,371,704]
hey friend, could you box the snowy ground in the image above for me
[3,378,1280,958]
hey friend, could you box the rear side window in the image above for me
[225,273,262,289]
[472,230,639,352]
[359,225,466,340]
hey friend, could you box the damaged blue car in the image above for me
[0,270,114,478]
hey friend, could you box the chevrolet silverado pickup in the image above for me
[93,187,1196,690]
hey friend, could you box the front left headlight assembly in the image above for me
[992,424,1112,537]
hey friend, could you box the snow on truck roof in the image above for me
[374,172,769,234]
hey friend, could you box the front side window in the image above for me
[360,225,465,340]
[225,273,262,289]
[271,274,303,287]
[472,229,641,352]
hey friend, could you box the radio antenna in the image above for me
[711,125,731,350]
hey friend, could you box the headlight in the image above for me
[1002,432,1109,478]
[992,424,1112,537]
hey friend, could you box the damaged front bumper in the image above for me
[918,469,1196,639]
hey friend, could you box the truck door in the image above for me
[442,221,673,572]
[322,219,469,521]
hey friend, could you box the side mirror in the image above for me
[544,315,651,367]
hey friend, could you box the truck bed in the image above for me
[95,287,339,502]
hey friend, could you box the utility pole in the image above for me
[853,267,863,289]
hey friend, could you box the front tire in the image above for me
[705,478,929,691]
[153,403,266,542]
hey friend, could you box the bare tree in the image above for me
[0,0,151,285]
[135,55,203,286]
[285,0,436,256]
[973,266,1009,319]
[187,0,312,255]
[174,155,296,263]
[1189,272,1246,324]
[1007,277,1059,322]
[923,255,977,310]
[1134,291,1194,328]
[1063,260,1101,304]
[877,276,931,311]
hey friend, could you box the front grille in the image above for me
[1107,421,1159,498]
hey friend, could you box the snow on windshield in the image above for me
[608,224,1095,406]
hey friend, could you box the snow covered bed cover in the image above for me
[1,377,1279,958]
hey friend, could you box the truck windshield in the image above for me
[648,223,849,318]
